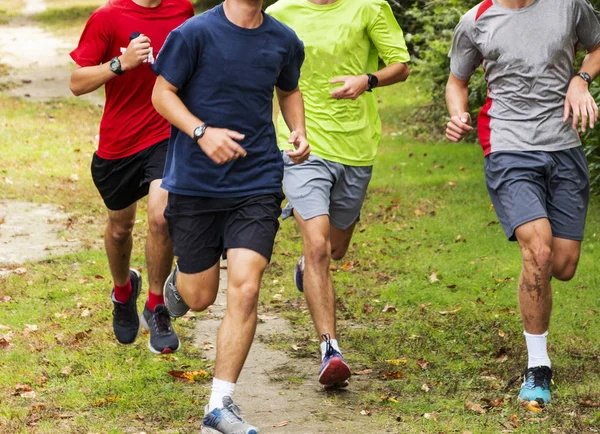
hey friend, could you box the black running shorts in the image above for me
[91,140,168,211]
[165,192,284,274]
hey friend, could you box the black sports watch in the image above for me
[577,71,592,86]
[109,57,125,76]
[193,124,208,142]
[366,73,379,92]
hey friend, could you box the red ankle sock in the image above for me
[113,280,132,303]
[147,292,165,312]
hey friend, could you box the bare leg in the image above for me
[551,237,582,281]
[145,180,173,296]
[214,248,268,382]
[105,203,137,286]
[176,262,221,312]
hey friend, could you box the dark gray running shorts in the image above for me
[484,147,589,241]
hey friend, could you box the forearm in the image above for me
[580,44,600,80]
[70,64,117,96]
[276,87,306,135]
[152,79,202,138]
[373,62,410,87]
[446,73,470,117]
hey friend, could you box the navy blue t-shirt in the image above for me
[152,4,304,197]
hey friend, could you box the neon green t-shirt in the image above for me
[266,0,410,166]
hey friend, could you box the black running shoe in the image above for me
[111,268,141,344]
[163,265,189,318]
[141,304,181,354]
[519,366,552,404]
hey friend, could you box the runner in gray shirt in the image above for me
[446,0,600,405]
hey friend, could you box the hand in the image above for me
[330,75,369,100]
[446,112,473,142]
[286,130,310,164]
[120,34,152,71]
[563,76,598,132]
[197,127,247,165]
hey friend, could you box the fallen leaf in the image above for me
[37,377,48,386]
[379,395,398,403]
[494,347,508,363]
[439,307,462,315]
[69,174,79,182]
[15,384,32,393]
[382,303,396,313]
[522,400,543,413]
[168,370,210,383]
[20,391,37,399]
[429,271,439,283]
[416,358,429,370]
[291,344,300,351]
[81,309,91,317]
[465,401,486,414]
[94,397,120,407]
[362,304,373,313]
[384,371,403,380]
[481,397,504,408]
[61,366,72,376]
[509,413,519,428]
[423,412,439,421]
[272,421,289,427]
[24,324,38,333]
[386,359,408,365]
[257,314,278,322]
[354,369,373,376]
[580,400,600,408]
[421,383,430,393]
[360,410,371,416]
[340,261,355,271]
[498,329,506,339]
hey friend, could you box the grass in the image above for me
[1,13,600,434]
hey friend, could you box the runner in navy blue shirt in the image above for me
[151,1,309,432]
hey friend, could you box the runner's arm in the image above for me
[330,62,409,100]
[152,75,246,165]
[564,43,600,132]
[276,86,310,164]
[70,35,151,96]
[445,72,473,142]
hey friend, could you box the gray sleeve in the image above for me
[574,0,600,51]
[449,14,482,80]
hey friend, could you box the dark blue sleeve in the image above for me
[275,38,305,92]
[151,29,197,89]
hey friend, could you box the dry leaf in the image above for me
[382,303,397,313]
[355,369,373,376]
[94,397,120,407]
[15,384,32,392]
[509,413,519,428]
[421,383,430,393]
[272,421,289,427]
[384,371,403,380]
[362,304,373,313]
[379,395,398,403]
[465,401,486,414]
[494,348,508,363]
[423,412,439,421]
[20,391,37,399]
[580,400,600,408]
[481,397,504,408]
[360,410,371,416]
[24,324,38,332]
[416,358,429,370]
[439,307,462,315]
[61,366,72,376]
[429,271,439,283]
[69,174,79,182]
[340,261,355,271]
[522,400,543,414]
[257,315,278,322]
[81,309,91,317]
[497,329,506,338]
[386,359,408,365]
[168,370,210,383]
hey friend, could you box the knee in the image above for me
[181,287,217,312]
[552,257,579,281]
[228,281,260,316]
[331,246,348,261]
[521,243,553,273]
[147,208,168,237]
[107,220,134,244]
[304,236,331,265]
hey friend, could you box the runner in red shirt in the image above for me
[69,0,193,354]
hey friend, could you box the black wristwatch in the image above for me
[577,71,592,86]
[366,73,379,92]
[193,124,208,142]
[109,57,125,76]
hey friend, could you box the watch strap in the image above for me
[577,71,592,86]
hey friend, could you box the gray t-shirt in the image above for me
[450,0,600,155]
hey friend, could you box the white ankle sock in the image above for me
[208,378,236,412]
[320,338,341,360]
[524,330,551,369]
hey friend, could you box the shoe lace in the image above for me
[321,333,336,358]
[153,307,173,335]
[222,402,244,424]
[114,300,133,325]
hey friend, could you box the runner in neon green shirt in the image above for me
[267,0,410,388]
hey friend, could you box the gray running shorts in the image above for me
[484,147,589,241]
[281,152,373,230]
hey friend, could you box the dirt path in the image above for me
[0,0,103,104]
[193,266,381,434]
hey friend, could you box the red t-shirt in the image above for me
[70,0,194,160]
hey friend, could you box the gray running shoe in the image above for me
[163,265,190,318]
[111,268,141,344]
[202,397,258,434]
[141,304,181,354]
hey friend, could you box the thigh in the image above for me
[547,147,589,241]
[484,151,549,241]
[164,193,225,274]
[141,139,168,189]
[91,152,145,211]
[147,179,168,224]
[223,193,284,263]
[107,202,137,228]
[281,152,334,221]
[329,164,372,230]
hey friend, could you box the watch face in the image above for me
[110,57,122,75]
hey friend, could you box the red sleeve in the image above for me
[70,6,115,67]
[186,1,194,18]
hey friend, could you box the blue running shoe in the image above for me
[519,366,552,404]
[202,397,258,434]
[294,256,304,292]
[319,334,351,389]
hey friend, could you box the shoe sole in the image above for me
[113,268,142,344]
[140,313,181,355]
[163,270,190,318]
[201,426,258,434]
[319,357,351,388]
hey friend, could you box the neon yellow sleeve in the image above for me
[367,1,411,66]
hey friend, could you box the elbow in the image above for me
[69,80,83,97]
[402,66,411,82]
[151,88,162,114]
